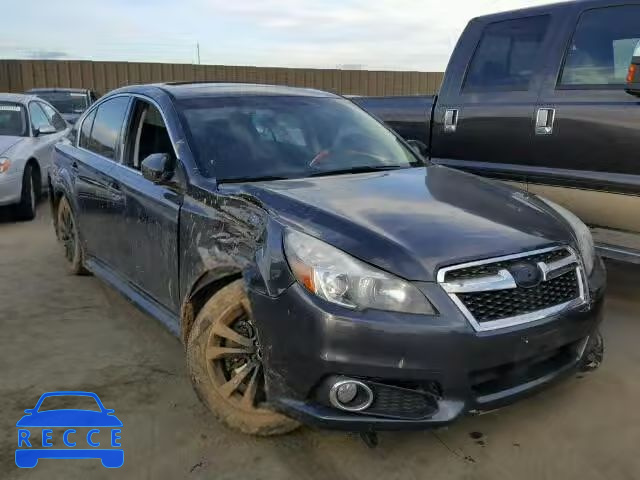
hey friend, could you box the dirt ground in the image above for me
[1,204,639,480]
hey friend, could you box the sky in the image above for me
[1,0,555,71]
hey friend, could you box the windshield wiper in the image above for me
[309,165,410,177]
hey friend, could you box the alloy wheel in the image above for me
[205,299,267,412]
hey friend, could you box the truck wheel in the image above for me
[56,196,89,275]
[14,164,37,221]
[186,280,299,436]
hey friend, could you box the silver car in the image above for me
[0,93,68,220]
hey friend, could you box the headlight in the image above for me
[0,157,11,174]
[538,197,595,276]
[284,230,435,314]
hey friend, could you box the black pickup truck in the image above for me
[353,0,640,263]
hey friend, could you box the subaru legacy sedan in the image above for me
[49,83,605,436]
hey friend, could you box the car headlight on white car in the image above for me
[538,197,596,276]
[0,157,11,174]
[284,230,435,314]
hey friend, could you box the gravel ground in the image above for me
[1,204,639,479]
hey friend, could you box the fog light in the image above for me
[336,382,358,404]
[329,379,374,412]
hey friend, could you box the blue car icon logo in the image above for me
[16,391,123,468]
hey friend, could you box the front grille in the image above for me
[438,246,586,330]
[458,270,579,323]
[444,249,570,282]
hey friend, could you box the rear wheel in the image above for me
[56,196,88,275]
[14,164,37,221]
[186,280,299,436]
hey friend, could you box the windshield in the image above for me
[34,92,87,114]
[0,102,27,136]
[179,96,421,182]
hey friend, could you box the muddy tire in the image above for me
[56,196,89,275]
[186,280,299,436]
[14,164,37,221]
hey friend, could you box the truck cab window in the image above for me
[463,16,550,92]
[559,6,640,87]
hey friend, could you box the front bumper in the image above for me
[0,172,22,206]
[251,260,606,431]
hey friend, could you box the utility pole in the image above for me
[196,42,201,65]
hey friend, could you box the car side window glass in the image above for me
[88,96,130,161]
[29,103,53,132]
[559,6,640,87]
[463,15,550,92]
[123,100,174,170]
[39,102,67,131]
[79,109,97,149]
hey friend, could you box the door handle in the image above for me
[443,109,459,133]
[535,108,555,135]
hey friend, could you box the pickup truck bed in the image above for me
[351,96,435,147]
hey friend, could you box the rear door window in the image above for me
[463,15,550,92]
[559,5,640,87]
[87,96,130,160]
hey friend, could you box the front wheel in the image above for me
[186,280,299,436]
[56,196,89,275]
[14,165,37,221]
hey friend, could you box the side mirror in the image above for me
[141,153,174,184]
[34,125,56,136]
[406,139,429,158]
[24,409,34,414]
[625,57,640,97]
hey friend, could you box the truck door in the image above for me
[532,3,640,235]
[430,9,565,188]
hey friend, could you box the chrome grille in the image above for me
[437,246,587,331]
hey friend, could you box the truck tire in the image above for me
[56,196,89,275]
[14,164,37,221]
[186,280,299,436]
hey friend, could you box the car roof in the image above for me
[112,82,340,100]
[26,87,89,94]
[0,93,39,104]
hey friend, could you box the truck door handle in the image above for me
[444,109,459,133]
[535,108,555,135]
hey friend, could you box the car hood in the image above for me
[16,410,123,427]
[236,166,574,282]
[0,136,23,156]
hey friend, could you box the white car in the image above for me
[0,93,68,220]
